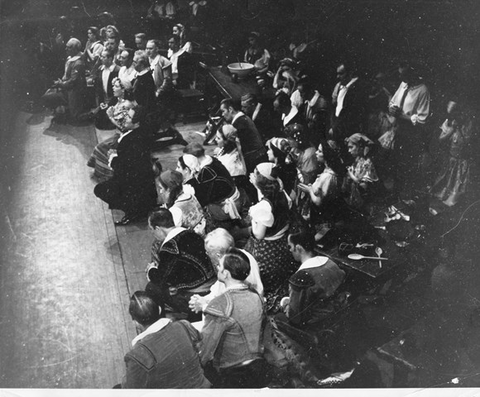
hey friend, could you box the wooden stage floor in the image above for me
[0,111,210,388]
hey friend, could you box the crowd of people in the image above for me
[32,5,480,389]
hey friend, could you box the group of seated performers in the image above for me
[35,6,479,389]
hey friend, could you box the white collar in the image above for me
[298,256,329,271]
[150,54,161,66]
[283,106,298,126]
[162,226,186,246]
[232,111,245,124]
[131,318,171,347]
[340,77,358,90]
[121,64,135,72]
[226,283,249,291]
[118,129,134,143]
[252,103,262,121]
[175,191,193,202]
[136,68,150,76]
[306,90,320,106]
[100,63,116,72]
[198,155,213,169]
[67,54,81,62]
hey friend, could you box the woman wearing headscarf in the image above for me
[284,123,319,221]
[178,146,249,229]
[342,133,379,211]
[244,162,297,312]
[298,141,346,236]
[265,137,296,196]
[214,124,247,185]
[156,169,207,236]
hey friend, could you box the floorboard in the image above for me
[0,113,134,388]
[0,113,211,388]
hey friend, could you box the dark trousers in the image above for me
[94,178,156,216]
[394,120,429,197]
[205,359,269,388]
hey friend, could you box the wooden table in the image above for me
[205,65,276,103]
[325,231,407,280]
[206,66,259,100]
[315,204,424,296]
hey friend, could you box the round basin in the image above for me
[227,62,254,79]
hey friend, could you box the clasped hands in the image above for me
[188,294,208,313]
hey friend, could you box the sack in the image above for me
[378,129,396,150]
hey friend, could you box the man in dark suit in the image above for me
[145,208,216,322]
[94,104,157,225]
[94,48,120,129]
[220,98,267,173]
[330,62,368,148]
[241,93,280,142]
[132,50,156,113]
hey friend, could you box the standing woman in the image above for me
[171,23,193,56]
[244,31,271,74]
[430,101,478,207]
[342,133,379,212]
[84,27,104,69]
[244,162,297,312]
[87,78,134,180]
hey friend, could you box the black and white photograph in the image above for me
[0,0,479,393]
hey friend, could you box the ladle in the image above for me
[348,253,388,261]
[375,247,383,268]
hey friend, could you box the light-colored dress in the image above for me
[343,157,378,209]
[170,191,207,236]
[430,118,476,206]
[87,98,131,180]
[312,167,339,203]
[214,147,247,177]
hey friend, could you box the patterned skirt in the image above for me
[430,156,471,206]
[87,133,120,180]
[244,233,298,312]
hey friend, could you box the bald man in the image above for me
[42,37,87,125]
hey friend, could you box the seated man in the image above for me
[120,291,211,388]
[146,208,216,320]
[189,228,264,317]
[41,37,87,125]
[200,248,267,388]
[281,229,346,328]
[93,104,157,225]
